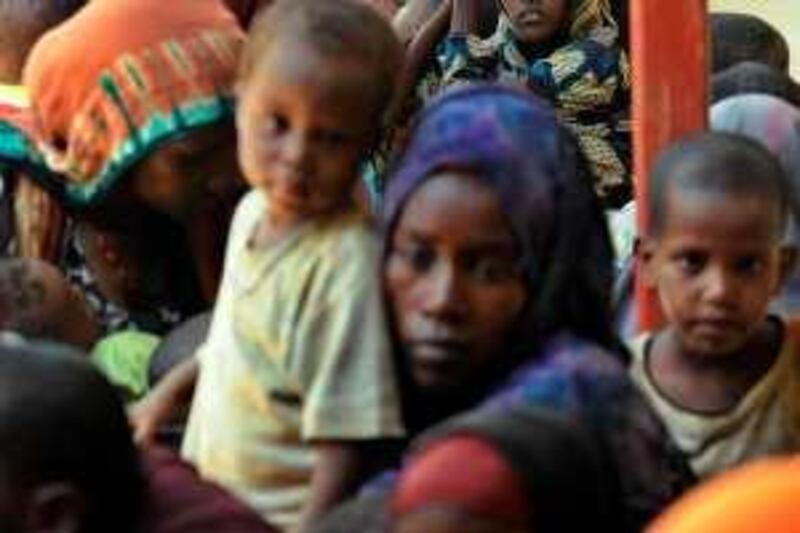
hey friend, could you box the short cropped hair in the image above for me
[0,341,143,533]
[239,0,401,124]
[648,132,790,238]
[0,0,85,82]
[711,13,790,73]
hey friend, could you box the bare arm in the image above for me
[293,442,365,533]
[388,0,452,127]
[129,357,199,446]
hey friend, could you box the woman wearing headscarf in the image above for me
[385,0,631,208]
[0,0,246,334]
[379,85,693,531]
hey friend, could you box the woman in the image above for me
[0,0,246,334]
[379,85,693,531]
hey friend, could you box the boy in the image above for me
[131,1,405,530]
[632,132,799,478]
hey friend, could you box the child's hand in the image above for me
[128,389,176,446]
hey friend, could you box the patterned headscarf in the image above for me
[0,0,244,207]
[383,84,616,353]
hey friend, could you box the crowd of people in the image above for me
[0,0,798,532]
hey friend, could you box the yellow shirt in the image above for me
[182,191,404,529]
[0,84,28,108]
[629,330,795,478]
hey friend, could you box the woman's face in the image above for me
[499,0,569,44]
[125,123,244,222]
[385,171,527,394]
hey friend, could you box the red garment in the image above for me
[140,447,277,533]
[391,436,530,523]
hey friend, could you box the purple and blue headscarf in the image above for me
[383,84,617,351]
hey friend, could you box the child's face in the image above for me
[642,187,793,357]
[236,42,377,224]
[385,172,526,394]
[499,0,569,44]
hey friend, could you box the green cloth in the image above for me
[91,331,161,400]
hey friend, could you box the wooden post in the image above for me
[631,0,709,330]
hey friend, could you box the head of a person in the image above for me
[236,0,401,224]
[498,0,619,46]
[20,0,245,222]
[711,13,790,74]
[0,342,143,533]
[383,85,616,400]
[0,0,85,84]
[0,258,99,350]
[711,61,800,108]
[390,404,618,533]
[641,132,795,358]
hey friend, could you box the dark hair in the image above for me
[239,0,401,124]
[0,0,85,82]
[648,132,790,238]
[712,61,800,107]
[711,13,790,73]
[0,342,143,533]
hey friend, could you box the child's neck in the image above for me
[649,319,782,414]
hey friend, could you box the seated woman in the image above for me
[377,85,693,531]
[0,0,246,335]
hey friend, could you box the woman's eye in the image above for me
[471,258,519,282]
[314,129,351,148]
[397,245,435,272]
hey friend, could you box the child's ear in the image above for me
[777,245,798,288]
[27,482,85,533]
[637,236,659,288]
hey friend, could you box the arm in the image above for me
[128,357,199,446]
[293,442,365,533]
[387,0,452,127]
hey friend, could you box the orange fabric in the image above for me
[23,0,243,189]
[648,457,800,533]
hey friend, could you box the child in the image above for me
[633,132,800,478]
[0,257,99,350]
[712,62,800,108]
[134,1,405,530]
[397,0,631,206]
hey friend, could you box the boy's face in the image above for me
[499,0,569,44]
[642,187,794,357]
[236,42,377,224]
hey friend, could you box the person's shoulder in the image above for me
[314,210,381,266]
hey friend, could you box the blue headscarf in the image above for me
[383,84,617,356]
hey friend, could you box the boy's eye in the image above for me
[262,113,289,136]
[734,256,764,276]
[675,252,706,276]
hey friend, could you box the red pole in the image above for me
[631,0,709,331]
